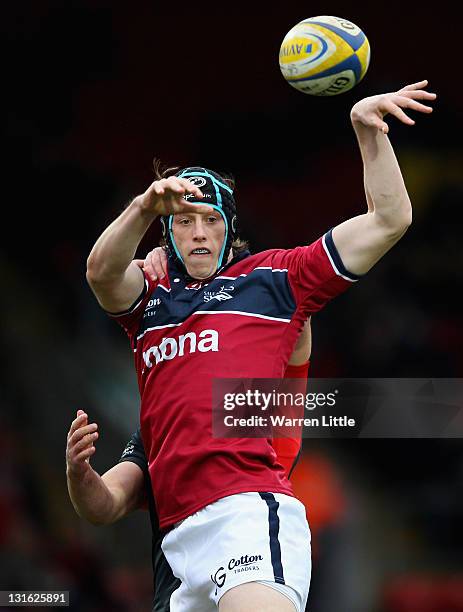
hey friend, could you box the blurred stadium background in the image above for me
[2,2,462,611]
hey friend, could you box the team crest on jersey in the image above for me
[204,285,235,302]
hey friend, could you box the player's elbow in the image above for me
[82,505,120,526]
[86,253,106,287]
[86,255,119,291]
[374,207,412,238]
[72,504,112,526]
[397,199,413,229]
[392,210,412,235]
[86,252,99,285]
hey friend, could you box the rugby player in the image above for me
[85,81,435,611]
[67,248,310,611]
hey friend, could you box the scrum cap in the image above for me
[160,166,237,273]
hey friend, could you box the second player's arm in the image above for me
[66,411,145,525]
[331,80,436,275]
[68,461,145,526]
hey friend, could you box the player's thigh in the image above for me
[219,582,296,612]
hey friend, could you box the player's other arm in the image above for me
[86,177,210,312]
[272,321,311,477]
[288,318,311,366]
[331,80,436,275]
[66,411,144,525]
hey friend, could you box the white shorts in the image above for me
[161,492,311,612]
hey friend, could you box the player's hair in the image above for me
[153,157,249,255]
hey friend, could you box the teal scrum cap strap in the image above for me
[160,166,237,274]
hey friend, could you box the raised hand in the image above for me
[66,410,99,478]
[138,176,213,217]
[350,80,437,134]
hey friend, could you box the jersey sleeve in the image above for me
[272,360,309,478]
[105,270,157,337]
[276,230,362,316]
[118,428,148,476]
[118,428,149,510]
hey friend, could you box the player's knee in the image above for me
[218,582,297,612]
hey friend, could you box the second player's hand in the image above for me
[137,176,213,217]
[145,247,167,281]
[134,246,168,281]
[66,410,99,479]
[351,80,436,134]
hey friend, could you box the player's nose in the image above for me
[192,218,207,240]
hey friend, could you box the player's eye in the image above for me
[179,218,191,225]
[207,216,218,223]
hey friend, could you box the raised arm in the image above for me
[331,80,436,275]
[66,411,144,525]
[86,176,211,312]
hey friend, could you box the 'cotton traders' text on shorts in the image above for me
[161,492,311,611]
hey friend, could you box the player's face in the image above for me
[172,211,226,279]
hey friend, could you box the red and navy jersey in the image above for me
[109,230,359,529]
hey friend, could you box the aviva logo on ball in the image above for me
[279,15,370,96]
[279,35,330,68]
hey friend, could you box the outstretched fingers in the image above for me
[395,95,434,114]
[383,99,416,125]
[400,89,437,101]
[167,176,204,199]
[178,200,214,215]
[399,79,429,91]
[153,176,204,200]
[351,80,436,134]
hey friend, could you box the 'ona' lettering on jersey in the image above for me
[143,329,219,367]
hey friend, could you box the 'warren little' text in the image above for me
[272,415,355,427]
[224,415,356,427]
